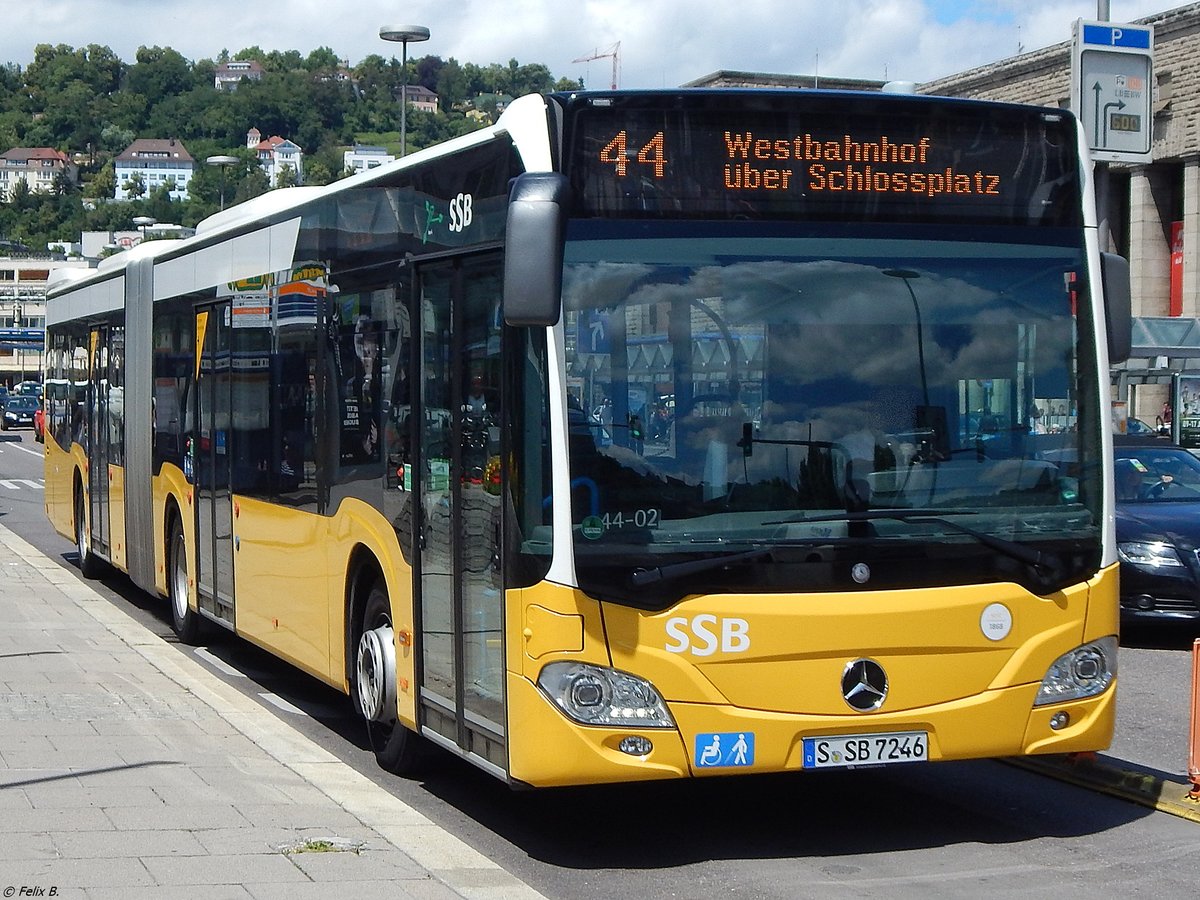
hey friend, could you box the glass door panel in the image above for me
[194,305,235,625]
[415,256,507,764]
[418,268,456,712]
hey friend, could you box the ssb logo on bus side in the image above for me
[665,614,750,656]
[449,192,473,232]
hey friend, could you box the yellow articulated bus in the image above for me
[45,88,1131,787]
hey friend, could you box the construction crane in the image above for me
[572,41,621,90]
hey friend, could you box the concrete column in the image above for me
[1183,158,1200,317]
[1127,165,1172,317]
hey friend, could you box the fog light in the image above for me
[619,736,654,756]
[1049,711,1070,730]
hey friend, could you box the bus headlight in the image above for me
[1034,636,1117,707]
[537,662,675,728]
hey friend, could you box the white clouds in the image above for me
[1,1,1182,88]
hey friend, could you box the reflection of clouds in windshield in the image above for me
[564,254,1073,401]
[562,262,654,308]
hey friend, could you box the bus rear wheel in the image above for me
[74,489,103,579]
[168,520,200,644]
[355,579,424,774]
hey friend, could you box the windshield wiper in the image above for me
[770,509,1063,578]
[629,510,1067,591]
[630,547,773,587]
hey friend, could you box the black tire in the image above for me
[74,489,104,579]
[168,519,201,644]
[354,578,425,774]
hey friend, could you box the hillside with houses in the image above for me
[0,43,581,251]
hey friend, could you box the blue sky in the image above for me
[3,1,1181,88]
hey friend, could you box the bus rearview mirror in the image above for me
[503,172,570,327]
[1100,252,1131,364]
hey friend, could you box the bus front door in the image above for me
[86,327,110,561]
[415,257,506,774]
[194,304,236,627]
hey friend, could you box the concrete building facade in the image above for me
[343,145,395,175]
[0,148,78,201]
[246,128,304,186]
[215,60,265,92]
[918,3,1200,423]
[0,254,90,385]
[114,139,195,201]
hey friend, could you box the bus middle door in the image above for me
[86,327,110,562]
[194,304,236,628]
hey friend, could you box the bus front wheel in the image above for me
[355,579,424,774]
[168,520,200,644]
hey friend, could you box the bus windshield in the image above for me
[561,220,1103,606]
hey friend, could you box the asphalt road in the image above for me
[4,428,1200,899]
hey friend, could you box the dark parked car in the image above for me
[1116,416,1171,444]
[1115,444,1200,624]
[0,395,37,430]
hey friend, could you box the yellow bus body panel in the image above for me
[43,437,75,540]
[232,495,333,682]
[505,568,1117,787]
[229,496,416,727]
[604,576,1103,714]
[151,463,193,599]
[507,671,692,786]
[107,464,127,571]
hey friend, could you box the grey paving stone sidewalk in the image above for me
[0,525,543,900]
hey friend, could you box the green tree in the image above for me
[275,164,299,188]
[415,55,443,90]
[0,40,583,244]
[509,61,556,96]
[233,165,269,204]
[305,47,340,72]
[24,43,123,111]
[85,160,116,199]
[122,171,146,199]
[436,58,468,109]
[143,180,183,223]
[126,46,194,98]
[51,170,78,196]
[264,49,305,73]
[180,162,222,214]
[304,159,335,186]
[7,177,31,210]
[100,122,136,154]
[106,91,148,135]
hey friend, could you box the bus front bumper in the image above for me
[505,672,1115,788]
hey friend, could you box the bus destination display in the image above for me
[567,98,1081,225]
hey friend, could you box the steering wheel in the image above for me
[1145,480,1171,499]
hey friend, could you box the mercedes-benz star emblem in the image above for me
[841,658,889,711]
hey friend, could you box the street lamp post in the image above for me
[882,268,929,409]
[379,25,430,157]
[205,155,239,210]
[132,215,155,245]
